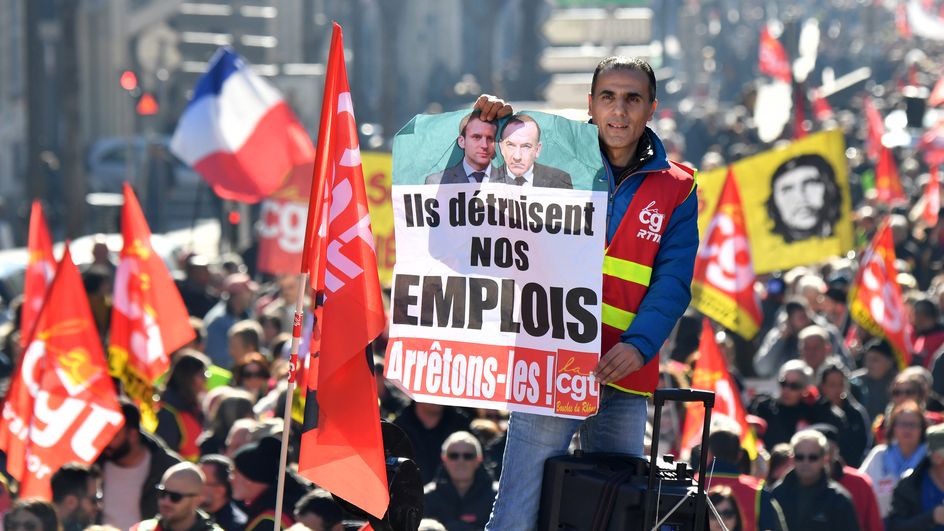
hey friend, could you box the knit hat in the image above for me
[233,436,281,485]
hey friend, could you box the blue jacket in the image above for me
[602,128,699,363]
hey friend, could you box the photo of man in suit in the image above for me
[425,110,501,185]
[496,114,573,189]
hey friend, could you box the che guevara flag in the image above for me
[681,319,757,460]
[691,167,762,340]
[108,184,195,430]
[0,248,124,499]
[297,23,389,519]
[848,220,912,369]
[21,201,56,348]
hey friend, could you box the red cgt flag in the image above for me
[680,319,757,459]
[691,167,762,340]
[0,247,124,499]
[864,97,885,162]
[758,26,791,84]
[848,220,912,369]
[875,146,907,204]
[21,201,56,348]
[108,184,195,430]
[924,166,941,227]
[297,23,389,520]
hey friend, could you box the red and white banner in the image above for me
[848,220,912,369]
[0,248,124,499]
[256,162,314,275]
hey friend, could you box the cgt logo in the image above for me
[554,353,600,416]
[636,201,665,242]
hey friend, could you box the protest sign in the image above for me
[384,110,606,418]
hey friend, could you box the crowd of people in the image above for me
[0,1,943,530]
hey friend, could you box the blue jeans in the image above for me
[485,387,648,531]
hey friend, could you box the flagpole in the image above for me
[273,272,310,529]
[273,23,342,529]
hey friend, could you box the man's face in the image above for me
[442,442,481,484]
[819,371,845,404]
[457,119,497,171]
[772,166,826,231]
[777,371,806,406]
[230,469,266,503]
[588,69,657,157]
[68,477,102,527]
[791,439,826,485]
[864,350,894,379]
[199,463,227,512]
[157,474,203,526]
[800,336,829,369]
[787,310,812,333]
[500,121,542,177]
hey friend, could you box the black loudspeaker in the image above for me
[538,388,715,531]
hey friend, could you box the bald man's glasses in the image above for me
[156,485,199,503]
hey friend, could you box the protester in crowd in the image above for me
[50,462,102,531]
[873,367,944,443]
[224,418,258,458]
[707,485,743,531]
[226,320,265,368]
[176,254,219,319]
[807,423,883,531]
[753,298,848,378]
[887,423,944,530]
[859,399,929,517]
[231,352,272,403]
[771,429,860,530]
[393,403,472,484]
[198,454,247,530]
[818,361,872,467]
[423,431,498,531]
[798,325,848,375]
[131,462,221,531]
[198,389,256,456]
[850,339,899,421]
[231,436,306,530]
[373,355,410,420]
[477,54,699,531]
[156,350,210,461]
[700,426,786,531]
[204,274,257,369]
[3,499,60,531]
[98,398,183,529]
[750,360,844,448]
[914,297,944,367]
[293,489,345,531]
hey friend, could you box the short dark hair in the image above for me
[458,110,496,138]
[199,454,234,500]
[707,429,742,464]
[818,361,850,388]
[119,397,141,432]
[914,298,940,321]
[295,488,344,527]
[591,56,657,102]
[50,463,96,504]
[228,320,262,352]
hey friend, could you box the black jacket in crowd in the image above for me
[423,466,498,531]
[887,456,943,531]
[771,469,860,531]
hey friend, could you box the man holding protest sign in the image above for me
[476,56,699,529]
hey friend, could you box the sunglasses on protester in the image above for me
[156,485,199,503]
[446,451,477,461]
[241,369,268,379]
[891,387,919,398]
[778,379,805,391]
[792,452,823,462]
[5,520,39,531]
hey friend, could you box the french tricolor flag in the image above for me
[171,47,315,203]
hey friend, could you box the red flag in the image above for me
[875,146,907,204]
[0,248,124,498]
[896,1,913,38]
[848,220,912,368]
[691,167,763,340]
[108,184,195,430]
[21,201,56,348]
[924,166,941,227]
[811,90,834,121]
[758,27,792,84]
[931,75,944,107]
[297,23,389,519]
[864,97,885,162]
[256,161,315,274]
[921,117,944,167]
[680,320,757,459]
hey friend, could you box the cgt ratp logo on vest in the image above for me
[636,201,665,242]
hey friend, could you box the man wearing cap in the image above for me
[231,436,300,531]
[808,423,882,531]
[204,273,258,369]
[888,423,944,530]
[131,462,221,531]
[771,429,860,530]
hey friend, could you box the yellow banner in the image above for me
[696,130,853,273]
[362,152,395,286]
